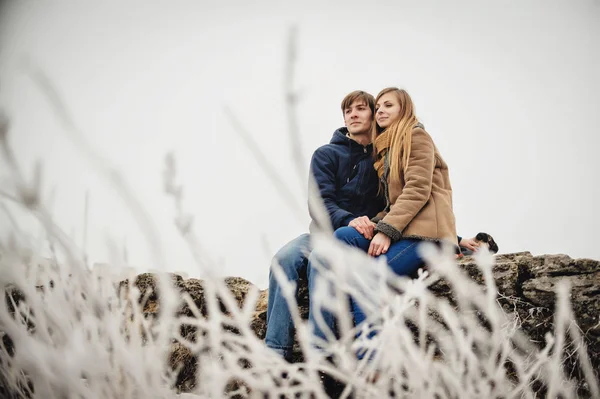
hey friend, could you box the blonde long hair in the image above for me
[372,87,419,182]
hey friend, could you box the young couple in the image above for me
[265,88,480,361]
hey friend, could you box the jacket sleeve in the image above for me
[309,148,355,230]
[376,129,435,241]
[371,210,387,224]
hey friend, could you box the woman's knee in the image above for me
[387,240,424,276]
[333,226,359,243]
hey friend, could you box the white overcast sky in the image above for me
[1,1,599,288]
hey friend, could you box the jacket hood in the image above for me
[329,127,371,149]
[330,127,351,145]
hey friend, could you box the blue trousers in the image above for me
[333,226,424,326]
[265,234,336,360]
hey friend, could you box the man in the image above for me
[265,90,383,361]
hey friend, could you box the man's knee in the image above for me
[271,236,310,277]
[271,253,298,278]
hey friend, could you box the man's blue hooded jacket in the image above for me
[309,127,383,232]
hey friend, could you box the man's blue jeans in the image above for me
[265,234,336,360]
[333,226,424,326]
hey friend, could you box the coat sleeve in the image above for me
[371,210,387,224]
[376,129,435,241]
[308,148,355,230]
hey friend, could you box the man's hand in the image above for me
[459,237,480,252]
[349,216,376,240]
[368,232,391,257]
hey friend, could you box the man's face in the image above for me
[344,100,373,135]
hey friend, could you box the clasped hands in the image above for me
[349,216,391,257]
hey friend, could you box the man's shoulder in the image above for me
[313,142,334,153]
[313,143,347,167]
[313,140,346,157]
[311,144,335,164]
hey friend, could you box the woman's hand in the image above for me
[368,232,391,256]
[349,216,376,240]
[459,237,480,252]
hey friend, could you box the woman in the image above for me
[334,87,457,326]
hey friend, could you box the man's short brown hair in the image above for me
[340,90,375,115]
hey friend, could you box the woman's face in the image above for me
[375,92,401,129]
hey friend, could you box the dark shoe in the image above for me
[319,371,348,398]
[460,232,499,256]
[475,232,498,253]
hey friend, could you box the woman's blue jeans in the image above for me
[333,226,424,326]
